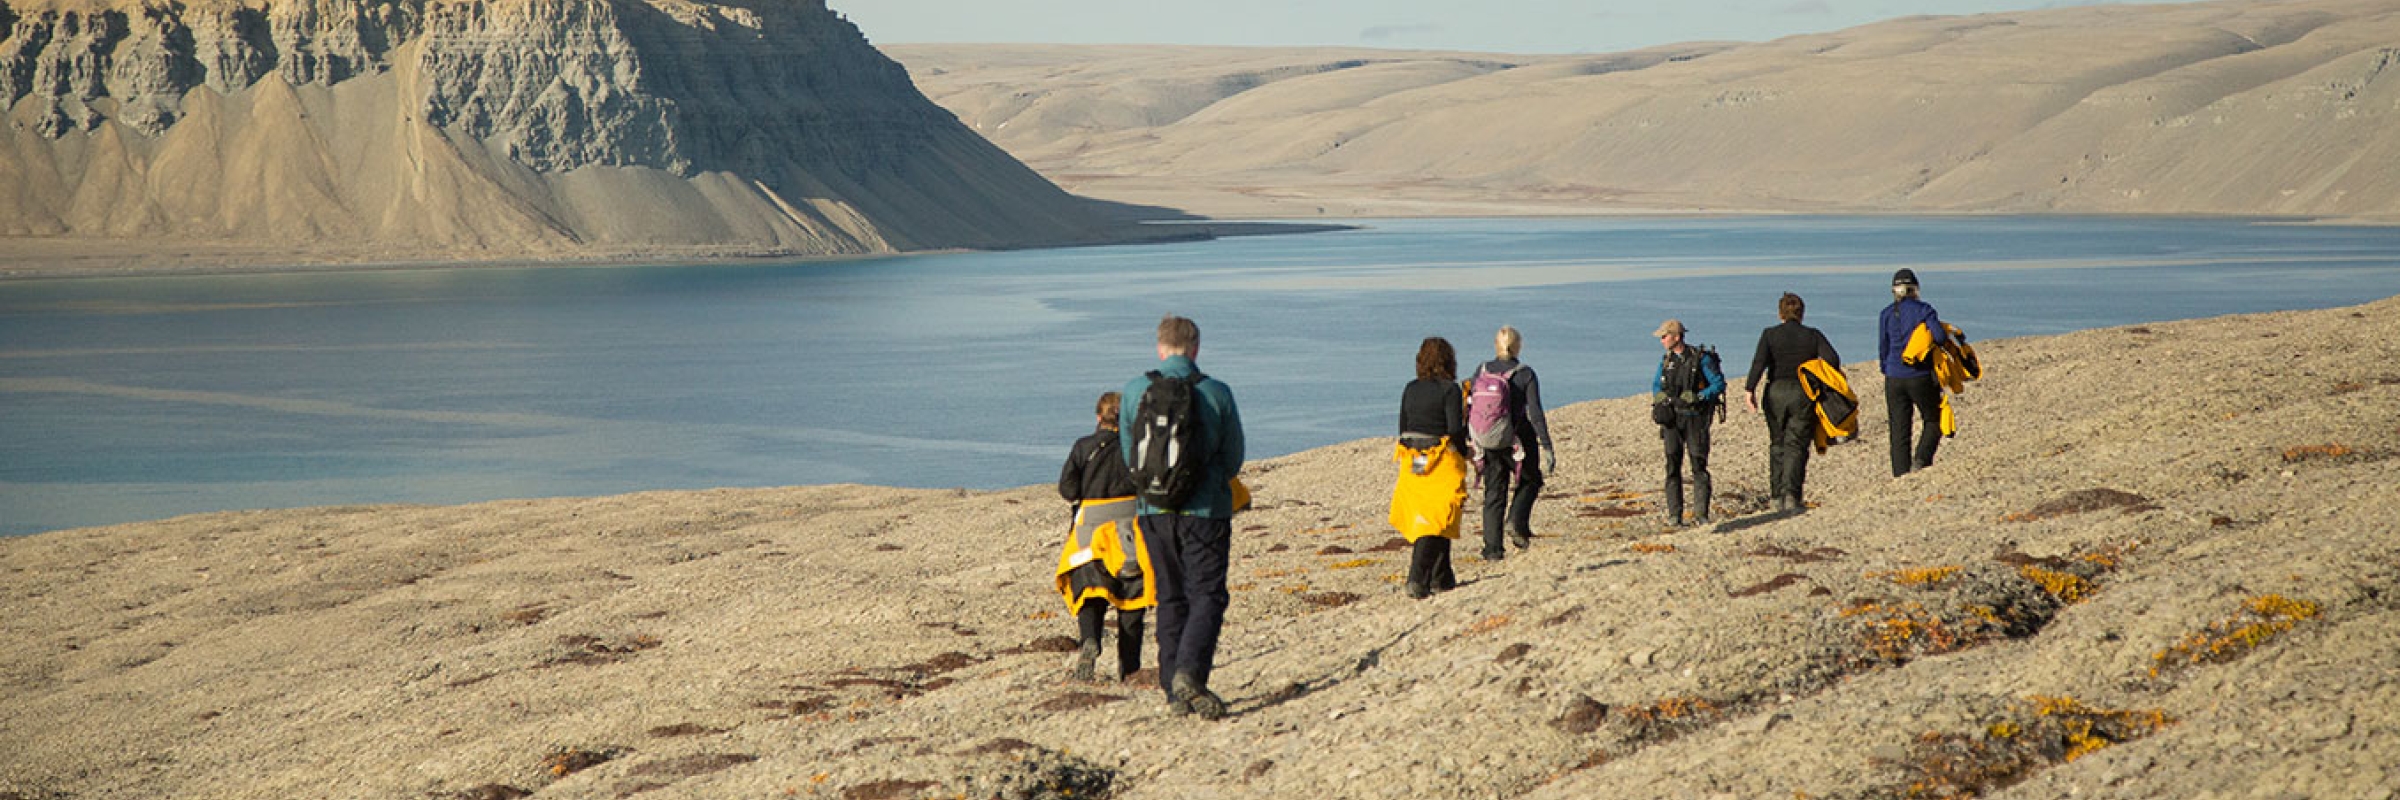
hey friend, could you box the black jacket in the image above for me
[1059,427,1137,503]
[1746,321,1841,392]
[1399,377,1470,457]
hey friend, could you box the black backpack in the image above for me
[1129,370,1207,508]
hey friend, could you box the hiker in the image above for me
[1392,337,1470,599]
[1650,320,1725,526]
[1119,315,1244,720]
[1467,325,1554,560]
[1879,269,1950,476]
[1745,293,1841,512]
[1055,391,1151,682]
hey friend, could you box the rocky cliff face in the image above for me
[0,0,1113,258]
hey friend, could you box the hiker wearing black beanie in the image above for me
[1878,269,1950,476]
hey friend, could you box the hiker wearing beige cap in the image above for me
[1650,319,1724,526]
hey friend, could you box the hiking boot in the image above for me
[1071,639,1100,682]
[1773,496,1795,514]
[1166,695,1191,716]
[1509,532,1531,550]
[1405,580,1430,600]
[1481,549,1505,562]
[1170,672,1228,721]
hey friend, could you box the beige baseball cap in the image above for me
[1653,319,1687,338]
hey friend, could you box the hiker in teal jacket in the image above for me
[1118,315,1245,721]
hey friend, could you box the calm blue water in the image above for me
[6,215,2400,536]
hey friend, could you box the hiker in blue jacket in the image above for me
[1879,269,1950,476]
[1650,319,1725,526]
[1119,314,1244,721]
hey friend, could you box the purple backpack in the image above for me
[1466,365,1523,451]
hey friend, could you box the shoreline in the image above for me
[4,209,2389,281]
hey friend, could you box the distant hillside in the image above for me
[0,0,1128,267]
[890,0,2400,220]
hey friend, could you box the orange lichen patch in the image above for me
[1227,582,1257,592]
[1883,696,2172,798]
[2018,566,2096,604]
[1465,615,1513,636]
[1842,601,2008,667]
[1869,566,1963,587]
[2332,381,2367,394]
[1617,696,1719,724]
[1382,573,1406,584]
[1025,610,1056,620]
[1326,558,1381,570]
[1296,525,1353,535]
[1608,695,1742,746]
[2281,443,2353,463]
[2148,595,2322,679]
[1250,567,1307,579]
[1630,542,1677,554]
[1275,584,1311,594]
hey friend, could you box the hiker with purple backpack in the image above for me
[1466,325,1555,561]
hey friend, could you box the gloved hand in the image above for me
[1542,447,1557,476]
[1677,390,1698,405]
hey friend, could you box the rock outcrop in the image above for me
[0,0,1120,260]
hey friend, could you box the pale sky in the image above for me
[836,0,2211,54]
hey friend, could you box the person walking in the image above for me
[1649,320,1725,526]
[1055,391,1150,682]
[1745,293,1841,513]
[1392,337,1470,599]
[1466,325,1554,560]
[1120,315,1244,720]
[1879,269,1949,476]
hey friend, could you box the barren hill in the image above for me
[4,296,2394,798]
[889,0,2400,220]
[0,0,1130,269]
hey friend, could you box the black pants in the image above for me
[1141,513,1232,698]
[1661,411,1713,522]
[1406,536,1456,593]
[1480,447,1543,557]
[1075,600,1146,677]
[1763,380,1814,503]
[1886,374,1943,476]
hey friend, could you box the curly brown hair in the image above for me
[1416,337,1457,381]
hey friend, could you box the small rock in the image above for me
[1628,648,1655,667]
[1737,712,1789,735]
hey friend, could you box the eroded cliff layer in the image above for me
[0,0,1114,260]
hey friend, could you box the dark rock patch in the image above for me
[1367,537,1410,552]
[1730,573,1810,598]
[627,753,757,778]
[843,779,938,800]
[1495,642,1533,664]
[964,738,1037,756]
[1031,692,1125,713]
[1301,591,1362,609]
[645,723,722,738]
[1553,694,1607,734]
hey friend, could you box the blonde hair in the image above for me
[1495,326,1521,359]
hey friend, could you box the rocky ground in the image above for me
[4,297,2397,800]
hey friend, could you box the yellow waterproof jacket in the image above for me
[1055,497,1156,611]
[1389,437,1470,542]
[1797,358,1858,454]
[1903,322,1981,436]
